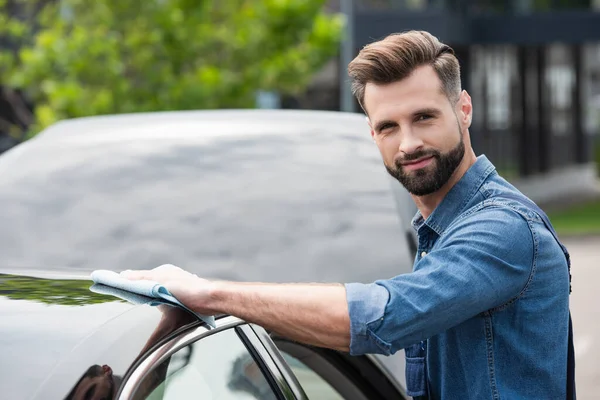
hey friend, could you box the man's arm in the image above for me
[122,205,535,357]
[207,281,351,352]
[347,206,536,356]
[121,265,354,352]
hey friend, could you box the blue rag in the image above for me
[89,283,165,306]
[90,270,216,328]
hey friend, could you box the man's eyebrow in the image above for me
[373,108,443,131]
[374,119,398,132]
[413,107,442,117]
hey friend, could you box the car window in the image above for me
[131,328,277,400]
[273,339,373,400]
[278,352,344,400]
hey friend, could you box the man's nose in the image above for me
[398,129,424,155]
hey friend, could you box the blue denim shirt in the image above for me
[345,155,570,399]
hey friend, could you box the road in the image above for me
[564,236,600,400]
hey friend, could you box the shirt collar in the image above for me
[411,155,496,236]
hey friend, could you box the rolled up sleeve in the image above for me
[344,206,535,356]
[344,282,390,355]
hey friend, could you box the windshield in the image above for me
[0,112,414,284]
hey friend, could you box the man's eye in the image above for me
[379,124,394,133]
[416,114,433,122]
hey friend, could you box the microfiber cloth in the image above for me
[89,283,165,306]
[90,270,216,328]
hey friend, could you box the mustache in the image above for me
[395,149,440,166]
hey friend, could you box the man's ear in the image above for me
[459,90,473,128]
[366,116,376,141]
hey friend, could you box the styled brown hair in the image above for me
[348,30,461,112]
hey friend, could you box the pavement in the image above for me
[564,235,600,400]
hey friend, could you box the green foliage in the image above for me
[548,199,600,236]
[1,0,344,134]
[595,139,600,176]
[0,273,118,306]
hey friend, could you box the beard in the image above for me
[386,135,465,196]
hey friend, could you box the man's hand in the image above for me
[120,264,218,315]
[120,264,352,352]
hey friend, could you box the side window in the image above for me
[278,352,344,400]
[131,328,278,400]
[273,340,370,400]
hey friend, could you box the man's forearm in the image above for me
[203,281,351,352]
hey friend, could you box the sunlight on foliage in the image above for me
[1,0,344,135]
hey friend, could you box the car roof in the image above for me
[34,109,366,140]
[0,109,414,282]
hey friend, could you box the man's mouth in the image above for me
[401,156,434,171]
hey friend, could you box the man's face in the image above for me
[363,65,470,196]
[69,364,118,400]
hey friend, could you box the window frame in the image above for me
[116,316,297,400]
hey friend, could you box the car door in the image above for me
[116,315,407,400]
[117,316,302,400]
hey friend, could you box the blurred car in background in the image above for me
[0,110,419,399]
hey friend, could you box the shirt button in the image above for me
[421,251,427,258]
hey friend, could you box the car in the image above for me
[0,109,419,399]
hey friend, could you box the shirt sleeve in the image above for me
[344,205,535,356]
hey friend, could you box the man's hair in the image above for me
[348,30,461,111]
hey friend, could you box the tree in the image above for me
[1,0,344,136]
[0,0,40,142]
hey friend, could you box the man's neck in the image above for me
[412,150,477,220]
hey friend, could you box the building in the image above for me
[288,0,600,206]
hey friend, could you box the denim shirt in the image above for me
[345,155,570,399]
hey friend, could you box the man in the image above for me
[122,31,573,399]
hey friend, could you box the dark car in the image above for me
[0,109,418,399]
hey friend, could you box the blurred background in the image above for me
[0,0,598,397]
[2,0,600,220]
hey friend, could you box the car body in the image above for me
[0,109,418,399]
